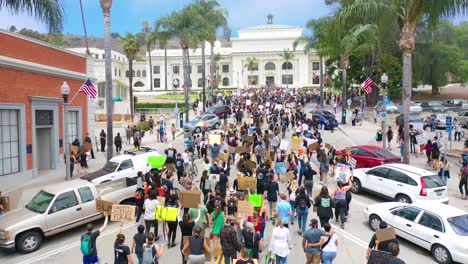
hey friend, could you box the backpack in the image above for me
[142,242,157,264]
[80,234,93,256]
[227,198,237,213]
[159,124,164,133]
[297,195,307,209]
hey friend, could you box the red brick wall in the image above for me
[0,32,86,73]
[0,68,88,170]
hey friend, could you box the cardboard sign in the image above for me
[245,159,257,170]
[348,157,357,169]
[147,156,166,169]
[307,113,313,119]
[249,194,262,207]
[180,190,201,208]
[157,197,166,206]
[291,138,300,152]
[244,136,254,143]
[308,143,319,151]
[325,143,332,149]
[218,152,229,162]
[367,250,392,264]
[221,125,228,131]
[237,201,255,217]
[208,134,221,145]
[71,145,79,155]
[238,175,257,191]
[376,227,396,242]
[279,140,289,151]
[84,142,93,151]
[96,199,113,215]
[236,146,245,153]
[228,146,236,154]
[285,171,295,181]
[346,147,352,155]
[335,163,351,182]
[110,204,136,222]
[245,118,254,125]
[165,163,174,171]
[229,123,235,129]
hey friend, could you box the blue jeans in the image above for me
[276,255,288,264]
[322,251,337,264]
[261,216,266,239]
[83,255,99,264]
[136,252,143,264]
[289,201,296,223]
[297,207,308,233]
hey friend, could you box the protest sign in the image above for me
[325,143,332,149]
[275,104,282,110]
[221,125,228,131]
[147,156,166,169]
[246,99,252,106]
[285,171,295,181]
[165,163,174,171]
[110,204,136,222]
[335,163,351,182]
[238,175,256,191]
[180,190,201,208]
[248,194,262,207]
[348,157,357,169]
[96,199,113,215]
[245,160,256,170]
[412,122,424,131]
[84,142,93,151]
[229,123,235,129]
[416,134,427,145]
[236,146,245,153]
[208,134,221,145]
[279,140,289,151]
[71,145,79,155]
[376,227,396,242]
[228,146,236,154]
[244,136,254,143]
[367,250,392,264]
[245,118,254,125]
[291,138,300,152]
[237,201,254,216]
[218,152,229,162]
[308,143,319,151]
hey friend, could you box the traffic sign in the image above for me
[380,112,387,120]
[347,99,352,105]
[445,116,452,133]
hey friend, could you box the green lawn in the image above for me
[154,93,199,100]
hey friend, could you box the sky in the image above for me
[0,0,467,37]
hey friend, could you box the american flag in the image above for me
[79,79,97,98]
[363,77,374,94]
[323,74,329,84]
[182,82,186,90]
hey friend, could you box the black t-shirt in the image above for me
[210,196,226,210]
[368,233,398,252]
[161,178,174,197]
[303,168,317,181]
[266,181,279,202]
[175,158,184,172]
[133,232,146,254]
[179,221,196,236]
[82,231,100,256]
[218,174,228,190]
[114,241,131,264]
[165,148,177,163]
[242,229,260,249]
[389,257,406,264]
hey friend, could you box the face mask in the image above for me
[230,222,235,226]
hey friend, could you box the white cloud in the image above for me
[0,10,47,32]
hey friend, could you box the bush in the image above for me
[134,96,138,104]
[137,121,150,131]
[135,102,187,109]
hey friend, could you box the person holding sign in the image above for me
[366,221,399,260]
[81,212,108,264]
[330,181,352,229]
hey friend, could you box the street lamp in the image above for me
[172,78,180,128]
[60,81,72,181]
[381,73,388,149]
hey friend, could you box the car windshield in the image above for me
[190,116,202,123]
[103,161,119,172]
[448,215,468,236]
[26,190,54,213]
[430,102,443,106]
[422,175,445,188]
[374,149,396,158]
[206,108,215,113]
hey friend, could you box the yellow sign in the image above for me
[208,134,221,145]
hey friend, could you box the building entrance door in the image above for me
[37,128,52,170]
[266,76,275,87]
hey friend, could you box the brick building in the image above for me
[0,29,92,182]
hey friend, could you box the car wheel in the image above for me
[369,214,382,231]
[195,127,201,134]
[214,123,220,129]
[351,178,362,194]
[17,230,42,253]
[432,244,452,264]
[396,194,412,204]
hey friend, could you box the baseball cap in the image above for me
[309,218,319,227]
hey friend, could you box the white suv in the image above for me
[352,164,448,204]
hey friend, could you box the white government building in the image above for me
[70,17,322,117]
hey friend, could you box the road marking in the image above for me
[19,222,138,264]
[329,222,368,248]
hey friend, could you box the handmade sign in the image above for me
[238,175,256,191]
[165,163,174,171]
[147,156,167,169]
[248,194,262,207]
[416,134,427,145]
[325,143,332,149]
[335,163,351,182]
[180,190,201,208]
[244,136,254,143]
[84,142,93,151]
[279,140,289,151]
[346,147,352,155]
[110,204,136,222]
[236,146,245,153]
[275,104,282,110]
[246,99,252,106]
[228,146,236,154]
[218,152,229,162]
[412,122,424,131]
[96,199,113,215]
[154,206,178,221]
[291,138,300,152]
[245,160,256,170]
[376,227,396,242]
[221,125,228,131]
[367,250,392,264]
[307,113,313,119]
[71,145,79,155]
[285,171,295,181]
[208,134,221,145]
[245,118,254,125]
[308,143,319,151]
[237,201,255,217]
[348,157,357,170]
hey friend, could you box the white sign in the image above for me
[259,105,264,110]
[412,122,423,131]
[275,104,283,110]
[335,163,351,182]
[266,102,271,107]
[415,134,427,145]
[348,157,357,169]
[246,99,252,106]
[347,99,352,105]
[279,140,289,151]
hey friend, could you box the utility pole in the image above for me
[381,73,388,149]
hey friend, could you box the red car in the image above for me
[205,105,232,119]
[336,145,401,168]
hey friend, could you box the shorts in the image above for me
[184,162,190,167]
[83,255,99,264]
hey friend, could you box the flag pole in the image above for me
[69,79,89,104]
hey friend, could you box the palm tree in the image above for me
[121,33,140,119]
[1,0,64,34]
[156,6,201,122]
[100,0,113,160]
[156,30,171,91]
[145,31,156,91]
[280,49,296,88]
[79,0,90,55]
[244,56,259,87]
[339,0,468,165]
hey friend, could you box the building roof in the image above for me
[241,23,300,31]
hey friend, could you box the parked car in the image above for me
[0,178,136,253]
[353,163,448,204]
[336,145,401,169]
[205,105,232,119]
[420,101,448,112]
[309,110,339,130]
[397,102,422,113]
[376,101,399,113]
[424,113,448,129]
[81,151,157,184]
[183,114,221,134]
[444,99,465,107]
[395,113,425,128]
[458,111,468,128]
[364,201,467,264]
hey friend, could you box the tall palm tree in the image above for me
[146,31,157,91]
[156,6,201,122]
[280,49,296,88]
[1,0,64,34]
[155,30,171,91]
[339,0,468,165]
[121,33,140,119]
[79,0,90,55]
[100,0,113,160]
[244,56,259,87]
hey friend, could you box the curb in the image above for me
[337,126,349,137]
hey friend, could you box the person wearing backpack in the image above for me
[81,212,108,264]
[141,232,163,264]
[226,188,238,216]
[314,186,334,227]
[131,225,146,264]
[296,187,311,235]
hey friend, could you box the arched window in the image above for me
[222,77,229,86]
[134,81,144,87]
[142,70,146,77]
[125,70,130,77]
[137,70,141,77]
[265,62,276,71]
[282,62,293,70]
[198,78,203,87]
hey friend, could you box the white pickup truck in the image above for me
[0,178,136,253]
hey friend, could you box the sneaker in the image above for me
[340,224,345,229]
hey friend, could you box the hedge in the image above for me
[135,102,187,109]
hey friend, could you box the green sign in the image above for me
[147,156,166,169]
[248,194,262,207]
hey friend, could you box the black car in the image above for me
[309,110,339,130]
[395,113,424,127]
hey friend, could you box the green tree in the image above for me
[339,0,468,164]
[244,57,259,86]
[1,0,63,34]
[100,0,113,160]
[121,33,140,119]
[280,49,296,88]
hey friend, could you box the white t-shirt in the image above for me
[321,234,338,252]
[144,199,160,220]
[302,123,309,131]
[182,152,190,163]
